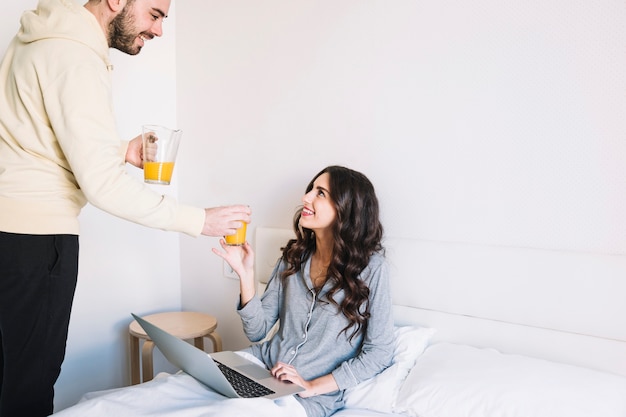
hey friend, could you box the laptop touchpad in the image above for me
[236,364,273,379]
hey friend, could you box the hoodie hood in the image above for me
[18,0,111,68]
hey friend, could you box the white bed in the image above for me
[53,227,626,417]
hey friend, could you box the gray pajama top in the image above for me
[238,252,395,417]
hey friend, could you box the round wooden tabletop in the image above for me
[129,311,218,340]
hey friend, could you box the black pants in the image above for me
[0,232,78,417]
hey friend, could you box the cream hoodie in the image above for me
[0,0,204,236]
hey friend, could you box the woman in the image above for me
[213,166,395,417]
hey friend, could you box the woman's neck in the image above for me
[313,234,333,265]
[311,234,333,288]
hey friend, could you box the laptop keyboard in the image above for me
[214,360,275,398]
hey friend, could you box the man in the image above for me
[0,0,251,415]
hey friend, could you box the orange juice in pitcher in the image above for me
[144,161,176,184]
[142,125,182,185]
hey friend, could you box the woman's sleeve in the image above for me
[237,258,284,342]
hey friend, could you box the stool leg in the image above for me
[206,332,223,352]
[193,337,205,351]
[130,334,140,385]
[141,340,155,382]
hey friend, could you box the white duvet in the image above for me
[53,371,307,417]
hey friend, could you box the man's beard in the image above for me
[108,3,141,55]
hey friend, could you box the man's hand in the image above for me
[125,134,145,168]
[202,205,251,237]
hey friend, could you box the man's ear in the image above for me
[107,0,128,13]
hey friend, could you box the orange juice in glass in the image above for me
[142,124,182,185]
[225,222,247,246]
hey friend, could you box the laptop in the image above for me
[131,313,304,399]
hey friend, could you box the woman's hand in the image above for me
[212,240,256,304]
[270,362,339,398]
[212,240,254,277]
[271,362,312,396]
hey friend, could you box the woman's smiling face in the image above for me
[300,172,337,234]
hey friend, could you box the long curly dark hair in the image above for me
[281,166,384,341]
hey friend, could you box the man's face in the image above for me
[109,0,170,55]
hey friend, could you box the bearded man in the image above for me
[0,1,251,415]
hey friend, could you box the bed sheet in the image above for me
[334,409,405,417]
[52,370,405,417]
[52,372,307,417]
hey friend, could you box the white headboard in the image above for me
[255,227,626,377]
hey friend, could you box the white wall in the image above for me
[175,0,626,350]
[2,1,185,411]
[1,0,625,413]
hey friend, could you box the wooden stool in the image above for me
[129,311,222,385]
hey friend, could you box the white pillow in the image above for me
[343,325,436,413]
[394,342,626,417]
